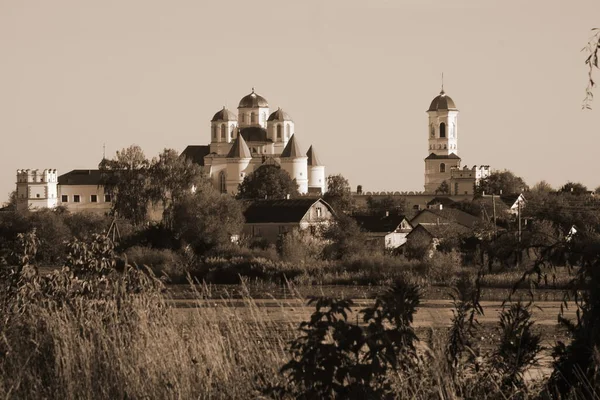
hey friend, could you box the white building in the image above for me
[424,88,490,194]
[16,169,59,211]
[181,89,326,195]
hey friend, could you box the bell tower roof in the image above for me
[428,90,457,112]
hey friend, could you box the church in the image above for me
[423,88,490,195]
[181,89,326,195]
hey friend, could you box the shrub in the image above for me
[125,246,185,281]
[266,280,421,398]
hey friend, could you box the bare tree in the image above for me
[583,28,600,109]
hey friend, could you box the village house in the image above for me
[351,213,413,250]
[242,198,335,244]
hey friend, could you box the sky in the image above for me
[1,0,599,200]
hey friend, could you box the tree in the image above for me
[435,180,450,195]
[4,191,17,211]
[237,164,299,200]
[583,28,600,109]
[531,180,554,193]
[99,145,151,226]
[475,170,528,196]
[172,184,244,254]
[366,195,406,216]
[559,181,589,196]
[323,174,355,213]
[148,149,204,224]
[321,214,367,260]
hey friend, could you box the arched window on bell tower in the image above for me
[277,124,282,140]
[440,163,446,173]
[219,171,226,194]
[212,125,217,140]
[251,112,257,124]
[440,123,446,138]
[221,124,226,140]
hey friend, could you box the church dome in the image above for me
[211,106,237,122]
[267,108,293,121]
[428,90,457,111]
[238,88,269,108]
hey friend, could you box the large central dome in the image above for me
[238,88,269,108]
[428,90,457,112]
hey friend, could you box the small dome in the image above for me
[211,106,237,122]
[428,90,457,111]
[238,88,269,108]
[267,108,293,122]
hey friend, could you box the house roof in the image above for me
[58,169,104,185]
[408,222,471,239]
[181,145,211,166]
[426,197,456,207]
[281,134,304,158]
[425,153,461,160]
[411,208,482,229]
[352,214,410,233]
[244,198,334,224]
[240,126,271,142]
[306,145,322,166]
[500,194,524,208]
[227,135,252,158]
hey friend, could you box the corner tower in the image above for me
[424,88,461,193]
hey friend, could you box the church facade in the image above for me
[181,89,326,195]
[424,89,490,195]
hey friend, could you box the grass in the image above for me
[1,278,556,399]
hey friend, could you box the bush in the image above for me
[125,246,185,281]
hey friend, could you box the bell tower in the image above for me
[424,84,461,194]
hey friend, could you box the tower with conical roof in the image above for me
[280,134,308,193]
[424,86,461,193]
[223,135,252,194]
[306,145,325,194]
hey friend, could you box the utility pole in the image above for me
[492,193,497,238]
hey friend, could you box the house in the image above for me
[479,193,526,217]
[410,208,483,229]
[352,214,413,250]
[242,198,335,244]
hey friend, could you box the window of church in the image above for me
[61,195,68,202]
[212,126,217,140]
[219,172,226,194]
[251,112,256,123]
[440,163,446,173]
[221,124,226,140]
[277,125,282,139]
[440,122,446,138]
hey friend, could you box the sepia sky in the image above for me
[1,0,599,200]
